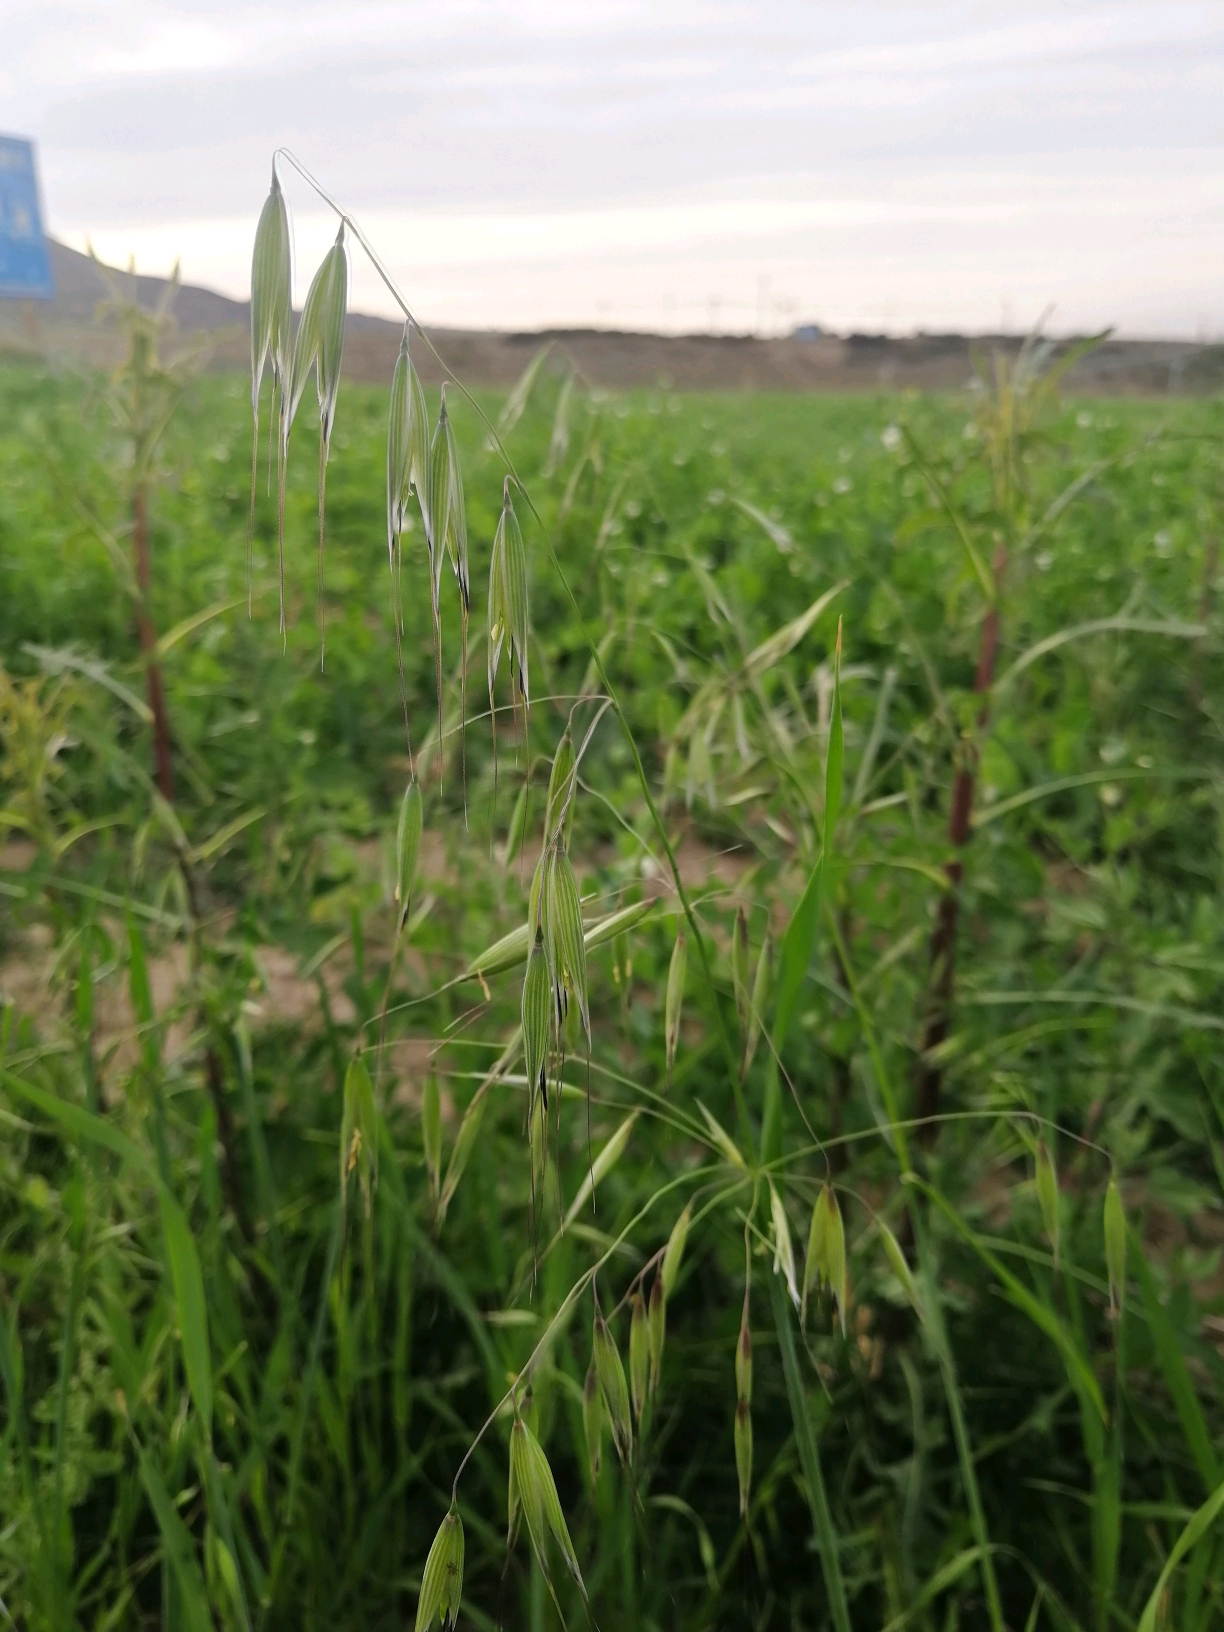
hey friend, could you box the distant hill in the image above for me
[1,238,1220,396]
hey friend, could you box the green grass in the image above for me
[2,351,1224,1631]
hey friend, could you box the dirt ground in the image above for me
[2,238,1220,397]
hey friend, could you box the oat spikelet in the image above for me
[284,225,348,662]
[415,1503,464,1631]
[508,1415,587,1604]
[488,477,530,774]
[249,166,291,616]
[664,928,686,1082]
[593,1307,633,1467]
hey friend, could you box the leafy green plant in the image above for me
[0,173,1222,1632]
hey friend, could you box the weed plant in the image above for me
[1,162,1224,1630]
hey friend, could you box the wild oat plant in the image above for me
[1,149,1223,1632]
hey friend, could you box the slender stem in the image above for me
[274,148,746,1132]
[768,1273,852,1632]
[824,910,911,1177]
[132,483,175,802]
[263,1198,344,1620]
[914,543,1008,1141]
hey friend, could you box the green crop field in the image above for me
[2,324,1224,1632]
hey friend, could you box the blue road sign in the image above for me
[0,136,54,300]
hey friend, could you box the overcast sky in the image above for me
[3,0,1222,336]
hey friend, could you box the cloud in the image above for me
[9,0,1224,335]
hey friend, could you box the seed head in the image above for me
[879,1219,921,1316]
[488,479,530,717]
[803,1184,847,1334]
[250,169,291,411]
[387,331,413,562]
[593,1311,633,1466]
[522,929,551,1108]
[664,928,686,1079]
[339,1057,378,1216]
[508,1416,587,1601]
[415,1502,464,1632]
[769,1182,800,1309]
[429,386,469,610]
[284,226,348,452]
[396,779,423,913]
[582,1362,605,1484]
[539,845,589,1043]
[544,733,576,847]
[661,1202,691,1299]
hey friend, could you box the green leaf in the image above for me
[136,1442,214,1632]
[159,1191,213,1436]
[1136,1473,1224,1632]
[1132,1235,1219,1493]
[922,1181,1106,1422]
[773,854,823,1054]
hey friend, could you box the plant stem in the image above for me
[132,482,175,803]
[768,1272,852,1632]
[914,544,1007,1142]
[911,1206,1006,1632]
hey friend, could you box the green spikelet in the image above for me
[593,1310,633,1466]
